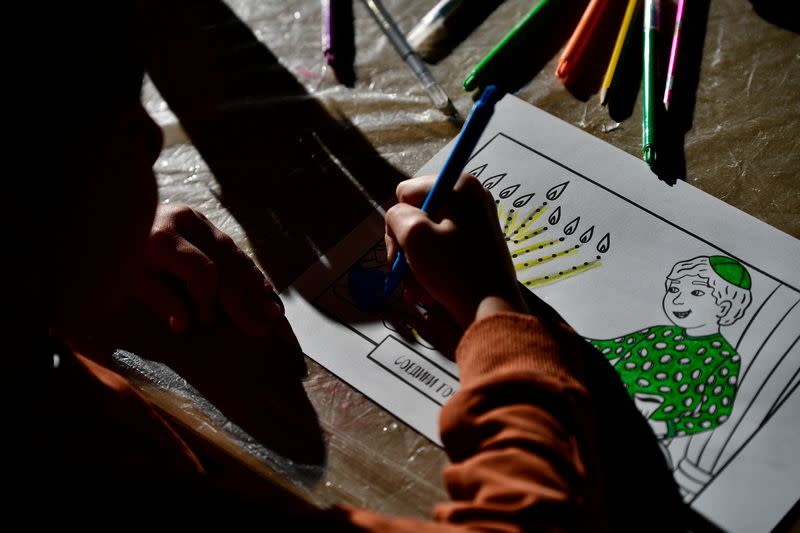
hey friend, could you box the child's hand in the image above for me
[131,204,284,335]
[385,174,527,328]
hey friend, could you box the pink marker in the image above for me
[663,0,685,110]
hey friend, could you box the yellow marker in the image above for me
[599,0,640,105]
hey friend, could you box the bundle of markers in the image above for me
[322,0,687,168]
[466,0,687,169]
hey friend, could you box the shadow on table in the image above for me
[605,3,642,122]
[415,0,507,65]
[467,0,589,96]
[605,0,710,185]
[750,0,800,34]
[560,0,631,102]
[654,0,710,185]
[126,0,426,486]
[138,0,406,295]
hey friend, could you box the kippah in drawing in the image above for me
[709,256,752,290]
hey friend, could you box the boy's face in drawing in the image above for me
[662,276,724,331]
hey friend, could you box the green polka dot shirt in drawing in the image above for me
[589,325,740,438]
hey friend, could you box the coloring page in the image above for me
[283,95,800,531]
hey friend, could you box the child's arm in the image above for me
[329,174,683,531]
[129,204,284,335]
[338,312,600,531]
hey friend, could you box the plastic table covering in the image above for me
[103,0,799,523]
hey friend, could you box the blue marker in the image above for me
[384,85,501,296]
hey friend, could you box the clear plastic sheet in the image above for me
[111,0,800,519]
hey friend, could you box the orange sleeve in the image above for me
[338,312,611,532]
[49,351,206,481]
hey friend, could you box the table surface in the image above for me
[103,0,799,528]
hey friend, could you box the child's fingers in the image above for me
[456,172,494,206]
[166,206,235,254]
[395,175,437,205]
[401,277,437,309]
[131,271,192,334]
[146,236,219,324]
[385,181,434,267]
[186,210,284,315]
[384,230,398,267]
[158,204,285,332]
[396,173,489,213]
[384,209,404,267]
[205,232,285,334]
[218,277,283,337]
[384,203,437,250]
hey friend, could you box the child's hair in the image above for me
[13,1,143,220]
[8,1,146,318]
[665,256,753,326]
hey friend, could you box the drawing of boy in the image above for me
[589,256,752,440]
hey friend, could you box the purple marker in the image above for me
[322,0,356,86]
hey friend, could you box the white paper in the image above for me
[284,95,800,531]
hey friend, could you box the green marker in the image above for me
[642,0,659,166]
[463,0,556,92]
